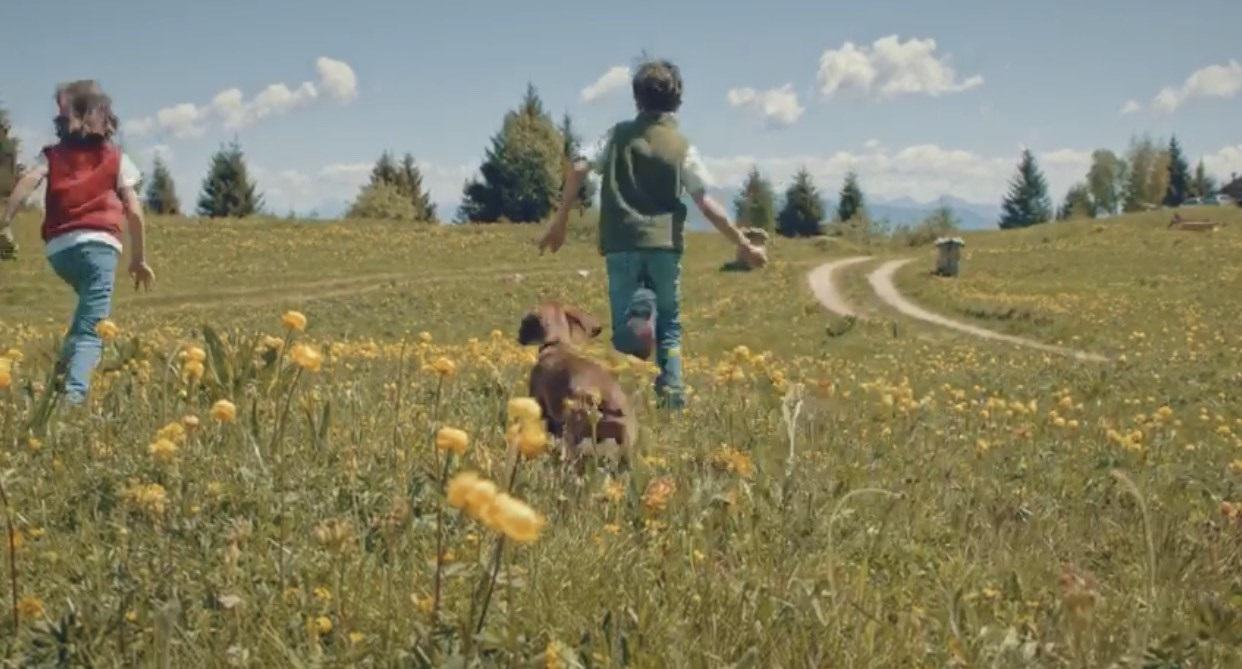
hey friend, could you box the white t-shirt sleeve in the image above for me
[118,153,142,190]
[681,145,713,196]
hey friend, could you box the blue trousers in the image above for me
[48,242,118,404]
[604,250,684,407]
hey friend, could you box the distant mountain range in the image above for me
[684,187,1001,231]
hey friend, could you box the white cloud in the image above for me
[1201,144,1242,182]
[726,84,805,127]
[1150,60,1242,113]
[126,57,359,138]
[581,66,631,103]
[1120,99,1142,115]
[817,35,983,100]
[316,57,358,102]
[702,143,1089,205]
[140,144,174,165]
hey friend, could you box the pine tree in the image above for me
[348,181,419,221]
[777,168,825,237]
[145,157,181,215]
[1191,160,1217,198]
[559,113,595,211]
[732,166,776,231]
[999,149,1052,229]
[197,141,262,218]
[836,171,865,222]
[1087,149,1126,216]
[459,84,564,223]
[1163,135,1191,206]
[1057,183,1094,220]
[370,151,400,188]
[396,153,437,221]
[0,104,17,201]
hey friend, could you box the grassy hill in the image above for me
[0,208,1238,666]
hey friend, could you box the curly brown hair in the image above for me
[632,60,683,113]
[54,80,117,143]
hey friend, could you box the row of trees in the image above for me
[731,167,871,238]
[1000,135,1223,229]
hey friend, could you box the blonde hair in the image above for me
[54,80,117,142]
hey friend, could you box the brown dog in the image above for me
[518,302,633,461]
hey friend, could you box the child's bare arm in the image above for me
[119,186,155,290]
[538,160,591,254]
[1,165,48,225]
[694,193,767,267]
[0,166,47,259]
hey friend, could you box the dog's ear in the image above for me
[564,305,603,341]
[518,311,546,346]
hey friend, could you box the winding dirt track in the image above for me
[807,256,1108,362]
[806,256,872,317]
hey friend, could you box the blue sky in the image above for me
[3,0,1239,216]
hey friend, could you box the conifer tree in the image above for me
[777,168,825,237]
[999,149,1052,229]
[836,171,866,222]
[145,156,181,215]
[1162,135,1191,206]
[397,153,436,221]
[732,166,776,231]
[1191,160,1217,199]
[459,84,564,223]
[370,151,400,188]
[197,141,261,217]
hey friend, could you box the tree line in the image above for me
[0,93,1230,228]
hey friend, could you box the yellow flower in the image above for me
[95,319,120,341]
[510,422,549,459]
[429,356,456,378]
[148,438,179,465]
[211,399,237,422]
[507,397,542,424]
[184,346,207,363]
[601,478,625,503]
[1229,459,1242,475]
[290,343,323,372]
[17,596,44,621]
[312,519,355,553]
[976,438,991,454]
[490,494,546,543]
[349,631,365,645]
[281,311,307,332]
[0,363,10,390]
[182,359,205,383]
[435,427,470,455]
[122,483,168,517]
[308,615,332,637]
[641,476,676,514]
[181,414,200,430]
[312,586,333,602]
[710,445,754,478]
[156,421,187,444]
[546,639,570,669]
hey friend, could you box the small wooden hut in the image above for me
[934,237,965,277]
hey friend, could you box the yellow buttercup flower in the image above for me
[507,397,542,423]
[122,483,168,517]
[509,422,548,459]
[95,319,120,342]
[290,344,323,372]
[308,615,332,637]
[182,359,205,383]
[435,427,469,455]
[281,311,308,332]
[491,494,545,543]
[156,421,187,444]
[184,346,207,363]
[211,399,237,422]
[641,476,676,514]
[429,357,456,378]
[16,596,44,621]
[148,438,179,465]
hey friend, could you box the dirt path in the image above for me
[865,259,1108,362]
[806,256,873,317]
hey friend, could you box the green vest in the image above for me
[597,112,690,255]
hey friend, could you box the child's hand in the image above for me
[129,259,156,291]
[0,228,16,261]
[538,220,568,254]
[739,243,768,269]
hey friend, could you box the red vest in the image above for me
[42,143,125,243]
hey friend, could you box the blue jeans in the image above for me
[48,242,118,404]
[605,250,683,407]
